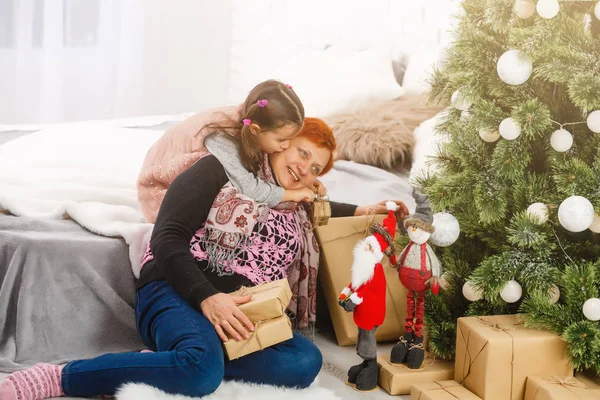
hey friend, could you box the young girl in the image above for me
[138,79,324,224]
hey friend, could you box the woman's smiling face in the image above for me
[269,136,332,190]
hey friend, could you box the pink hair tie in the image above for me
[285,84,293,89]
[257,99,268,107]
[242,119,251,126]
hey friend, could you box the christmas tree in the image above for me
[419,0,600,374]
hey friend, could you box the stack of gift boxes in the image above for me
[222,278,293,360]
[377,314,600,399]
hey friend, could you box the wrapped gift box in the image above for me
[377,354,454,395]
[315,215,408,346]
[411,380,482,400]
[223,314,293,360]
[454,314,573,400]
[524,376,600,400]
[231,278,292,322]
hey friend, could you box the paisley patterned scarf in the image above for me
[194,154,320,334]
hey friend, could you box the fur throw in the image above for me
[325,94,443,171]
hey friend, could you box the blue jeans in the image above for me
[61,280,322,397]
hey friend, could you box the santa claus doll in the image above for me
[390,189,441,369]
[338,201,399,392]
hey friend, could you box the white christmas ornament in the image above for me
[589,214,600,233]
[583,298,600,321]
[479,129,501,143]
[595,1,600,21]
[430,212,461,247]
[451,90,472,111]
[550,129,573,152]
[547,284,560,304]
[536,0,560,19]
[499,117,522,140]
[514,0,536,19]
[497,50,533,85]
[587,110,600,133]
[527,202,549,224]
[558,196,595,232]
[463,281,483,302]
[500,280,522,303]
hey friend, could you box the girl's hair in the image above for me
[296,117,336,176]
[201,80,304,173]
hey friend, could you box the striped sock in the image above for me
[0,363,64,400]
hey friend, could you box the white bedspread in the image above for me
[0,123,160,276]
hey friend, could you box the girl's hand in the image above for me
[200,293,255,342]
[355,200,409,219]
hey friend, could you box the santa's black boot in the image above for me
[355,359,378,391]
[390,332,414,365]
[407,335,425,369]
[347,360,369,385]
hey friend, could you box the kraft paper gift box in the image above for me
[231,278,292,323]
[454,314,573,400]
[411,380,482,400]
[315,215,408,346]
[223,314,293,360]
[524,376,600,400]
[377,354,455,396]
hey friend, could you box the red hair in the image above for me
[297,117,336,175]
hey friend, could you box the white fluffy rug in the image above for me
[115,377,341,400]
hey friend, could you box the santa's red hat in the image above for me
[371,201,398,264]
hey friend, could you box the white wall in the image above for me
[227,0,460,104]
[0,0,458,124]
[138,0,233,115]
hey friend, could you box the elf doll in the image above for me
[390,189,441,369]
[338,201,398,392]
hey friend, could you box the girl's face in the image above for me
[253,124,300,154]
[269,136,332,190]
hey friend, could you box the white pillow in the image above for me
[402,47,447,94]
[273,45,405,118]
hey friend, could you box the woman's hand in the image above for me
[355,200,410,220]
[313,179,327,198]
[200,293,255,342]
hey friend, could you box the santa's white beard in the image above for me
[351,236,383,289]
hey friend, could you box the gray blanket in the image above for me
[0,215,145,372]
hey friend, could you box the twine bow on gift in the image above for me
[546,375,586,389]
[538,375,590,399]
[476,316,522,332]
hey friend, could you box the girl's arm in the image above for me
[205,133,284,206]
[150,154,229,308]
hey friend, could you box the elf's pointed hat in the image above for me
[371,201,398,264]
[403,189,435,233]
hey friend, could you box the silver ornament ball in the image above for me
[497,50,533,86]
[463,281,483,302]
[500,280,522,303]
[479,129,501,143]
[536,0,560,19]
[550,129,573,152]
[583,298,600,321]
[558,195,595,233]
[527,202,549,224]
[499,117,522,140]
[587,110,600,133]
[430,212,461,247]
